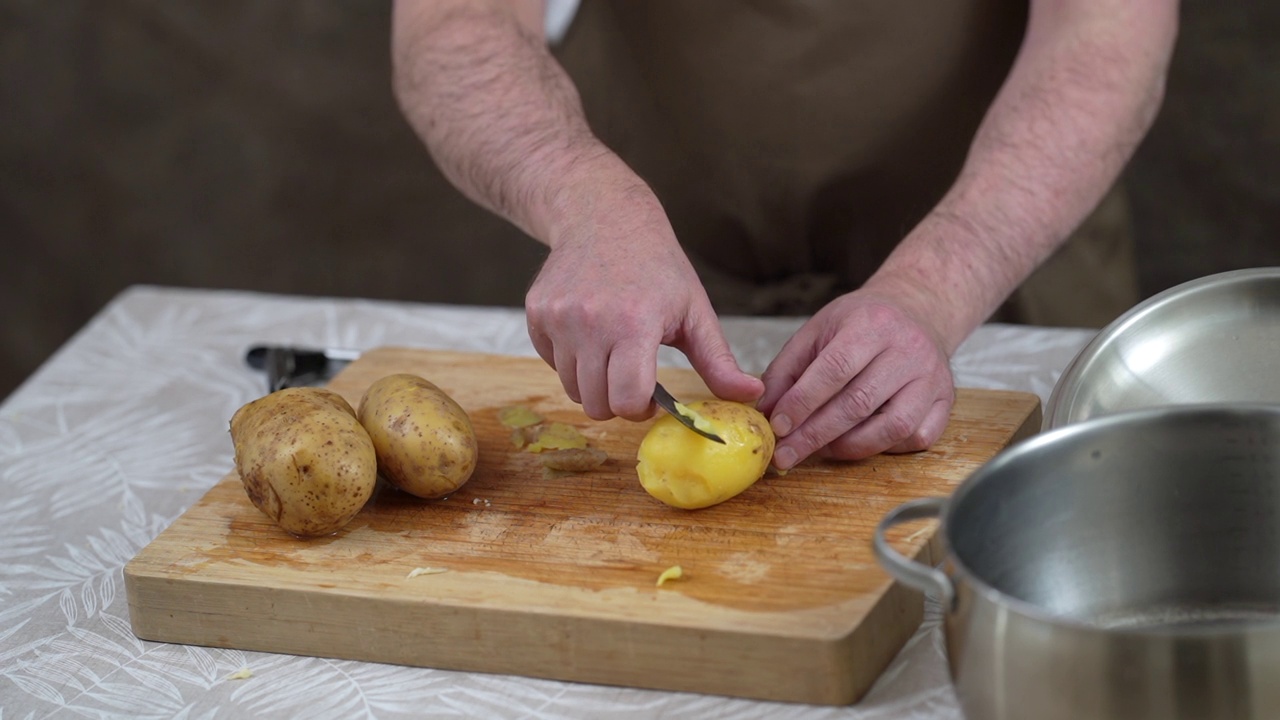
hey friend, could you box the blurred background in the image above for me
[2,1,1278,401]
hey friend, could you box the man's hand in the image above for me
[526,177,763,421]
[756,288,954,470]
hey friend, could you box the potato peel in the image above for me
[502,408,606,474]
[538,447,607,472]
[405,567,449,579]
[511,428,530,450]
[498,405,545,429]
[656,565,684,587]
[524,422,589,453]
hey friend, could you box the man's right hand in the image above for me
[526,173,763,421]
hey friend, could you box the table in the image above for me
[0,286,1097,719]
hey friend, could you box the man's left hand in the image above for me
[756,291,955,470]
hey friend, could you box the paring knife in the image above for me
[244,345,361,393]
[653,382,726,444]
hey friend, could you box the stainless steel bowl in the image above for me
[1044,267,1280,430]
[875,405,1280,720]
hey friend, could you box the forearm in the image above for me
[869,0,1178,351]
[391,0,637,246]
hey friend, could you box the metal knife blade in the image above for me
[652,382,726,444]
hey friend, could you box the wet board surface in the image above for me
[125,347,1041,705]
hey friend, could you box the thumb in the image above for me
[678,311,764,403]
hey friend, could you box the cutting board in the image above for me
[125,347,1040,705]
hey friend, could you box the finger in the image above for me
[576,348,613,420]
[886,396,953,454]
[819,379,939,460]
[678,306,764,403]
[767,337,883,442]
[528,321,556,371]
[756,329,817,418]
[552,344,580,404]
[771,352,909,468]
[606,337,660,421]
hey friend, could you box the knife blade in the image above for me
[653,382,726,444]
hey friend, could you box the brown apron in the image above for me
[552,0,1138,328]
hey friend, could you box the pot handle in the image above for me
[872,497,955,609]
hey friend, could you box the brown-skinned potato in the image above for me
[357,373,478,499]
[230,387,377,537]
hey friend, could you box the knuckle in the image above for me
[790,424,829,460]
[901,328,932,355]
[881,411,919,445]
[529,293,597,329]
[612,395,651,421]
[898,432,931,453]
[582,399,614,421]
[862,301,903,332]
[819,351,859,387]
[525,299,564,332]
[772,387,818,427]
[838,384,880,420]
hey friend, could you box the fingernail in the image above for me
[771,414,792,437]
[774,446,797,470]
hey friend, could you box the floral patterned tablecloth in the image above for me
[0,286,1097,719]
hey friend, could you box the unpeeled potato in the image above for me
[636,400,775,509]
[230,387,378,537]
[357,373,478,499]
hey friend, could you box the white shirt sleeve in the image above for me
[544,0,581,45]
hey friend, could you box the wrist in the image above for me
[534,146,664,252]
[864,210,1008,355]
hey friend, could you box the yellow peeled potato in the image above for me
[357,373,478,499]
[636,400,775,509]
[230,387,377,537]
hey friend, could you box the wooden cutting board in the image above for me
[125,347,1040,705]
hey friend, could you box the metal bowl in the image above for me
[1044,267,1280,430]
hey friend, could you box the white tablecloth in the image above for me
[0,286,1097,719]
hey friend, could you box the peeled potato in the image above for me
[230,387,377,537]
[636,400,775,509]
[357,373,478,499]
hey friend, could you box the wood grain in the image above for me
[124,347,1041,705]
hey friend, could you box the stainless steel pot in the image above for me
[874,405,1280,720]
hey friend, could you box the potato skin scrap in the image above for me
[405,566,449,579]
[523,422,588,453]
[656,565,684,586]
[358,373,478,499]
[498,405,544,429]
[230,387,377,537]
[538,447,607,472]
